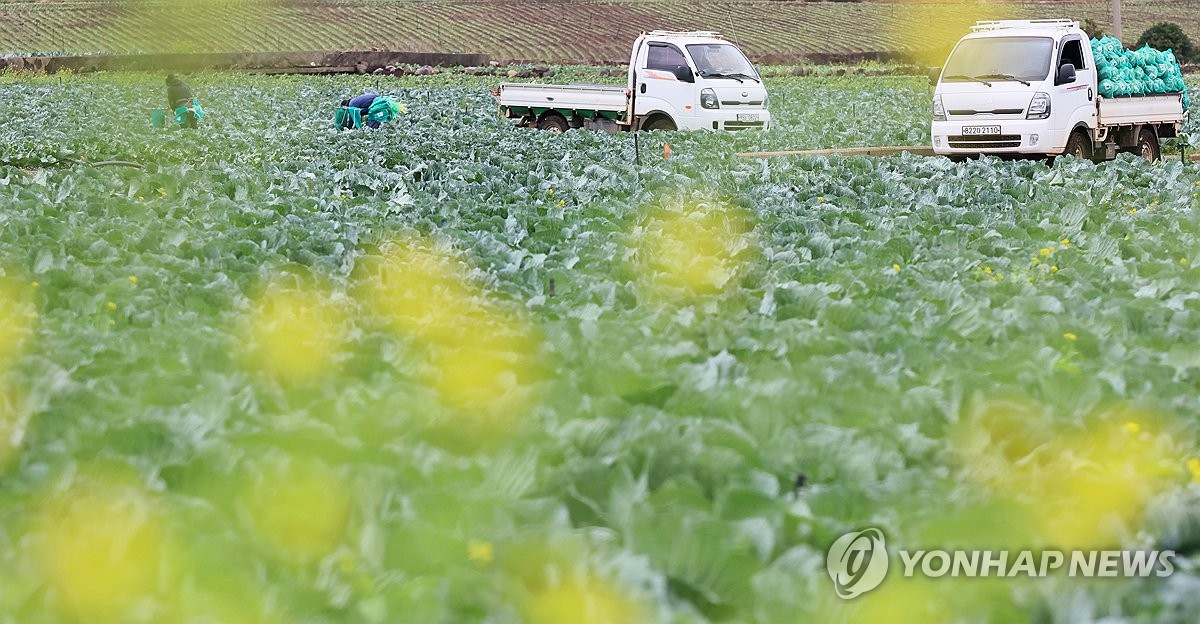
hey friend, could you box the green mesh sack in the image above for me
[174,99,204,125]
[366,97,405,125]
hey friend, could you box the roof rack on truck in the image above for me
[970,19,1078,32]
[645,30,723,39]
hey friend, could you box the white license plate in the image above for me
[962,125,1001,135]
[737,113,760,122]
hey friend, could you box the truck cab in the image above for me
[628,31,771,131]
[931,20,1098,157]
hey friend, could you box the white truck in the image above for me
[495,31,771,132]
[930,19,1186,161]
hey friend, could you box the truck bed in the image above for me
[497,82,627,113]
[1098,93,1186,126]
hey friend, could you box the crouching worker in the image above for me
[166,74,204,128]
[335,93,406,130]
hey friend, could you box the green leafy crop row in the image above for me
[0,71,1199,623]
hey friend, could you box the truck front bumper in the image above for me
[696,110,772,131]
[931,120,1065,156]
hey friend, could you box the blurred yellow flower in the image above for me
[1123,421,1141,435]
[892,263,902,273]
[241,283,345,383]
[356,236,542,438]
[1063,332,1077,341]
[128,275,139,285]
[240,454,351,563]
[953,399,1182,549]
[1039,247,1053,257]
[1,280,35,368]
[1188,458,1200,484]
[468,540,494,566]
[105,301,117,310]
[1060,238,1070,247]
[634,198,755,297]
[35,481,169,622]
[523,576,649,624]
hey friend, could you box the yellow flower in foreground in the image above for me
[892,263,902,273]
[242,284,344,383]
[468,540,494,566]
[241,454,351,562]
[357,236,542,434]
[524,576,648,624]
[1188,458,1200,484]
[1063,332,1078,341]
[954,401,1181,549]
[37,482,168,622]
[635,199,754,297]
[1124,422,1142,435]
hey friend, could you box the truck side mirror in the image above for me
[928,67,941,86]
[672,65,695,83]
[1056,63,1076,85]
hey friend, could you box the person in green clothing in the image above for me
[336,92,406,129]
[166,75,204,128]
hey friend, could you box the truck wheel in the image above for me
[1136,126,1160,162]
[1063,130,1091,160]
[538,113,569,133]
[641,115,677,132]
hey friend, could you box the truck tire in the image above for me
[1063,130,1091,160]
[538,113,569,133]
[641,115,677,132]
[1136,126,1160,162]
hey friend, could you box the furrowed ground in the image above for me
[1,0,1199,63]
[1,70,1200,622]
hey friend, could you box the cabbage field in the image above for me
[2,70,1200,623]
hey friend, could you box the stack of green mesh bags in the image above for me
[1092,36,1190,109]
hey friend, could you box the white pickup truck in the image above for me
[930,19,1186,160]
[495,31,771,132]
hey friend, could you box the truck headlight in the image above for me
[701,88,719,110]
[1026,92,1051,119]
[932,95,946,121]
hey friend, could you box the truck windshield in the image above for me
[943,36,1053,83]
[686,44,759,81]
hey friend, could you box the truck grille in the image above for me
[720,100,764,107]
[724,121,766,130]
[948,134,1022,149]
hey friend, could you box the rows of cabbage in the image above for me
[2,72,1200,623]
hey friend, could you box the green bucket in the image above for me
[150,108,166,128]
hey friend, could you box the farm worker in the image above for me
[166,74,204,128]
[337,93,406,129]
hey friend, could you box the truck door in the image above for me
[634,42,695,128]
[1053,35,1095,139]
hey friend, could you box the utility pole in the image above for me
[1112,0,1122,40]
